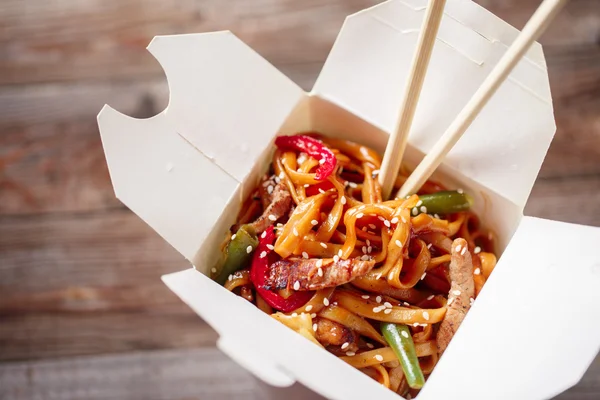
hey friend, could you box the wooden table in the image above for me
[1,0,599,398]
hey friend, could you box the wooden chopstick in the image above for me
[379,0,447,200]
[396,0,568,199]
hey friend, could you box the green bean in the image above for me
[381,322,425,389]
[417,190,473,215]
[214,225,258,285]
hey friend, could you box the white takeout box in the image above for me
[97,0,600,399]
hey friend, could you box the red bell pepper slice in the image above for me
[275,134,336,181]
[249,226,313,312]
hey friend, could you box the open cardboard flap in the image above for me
[97,0,600,399]
[314,0,554,209]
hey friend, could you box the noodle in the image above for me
[216,134,498,396]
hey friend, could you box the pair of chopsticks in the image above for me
[379,0,568,200]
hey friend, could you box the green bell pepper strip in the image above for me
[381,322,425,390]
[214,225,258,285]
[417,190,473,215]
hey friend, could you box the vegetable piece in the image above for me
[250,226,313,312]
[381,323,425,390]
[215,225,258,285]
[275,135,337,181]
[416,190,473,215]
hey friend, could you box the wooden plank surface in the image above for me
[1,0,599,399]
[0,347,597,400]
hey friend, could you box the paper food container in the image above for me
[97,0,600,399]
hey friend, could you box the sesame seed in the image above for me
[374,354,384,362]
[461,247,467,255]
[267,185,274,194]
[427,295,434,301]
[421,272,427,280]
[457,188,464,194]
[311,219,318,226]
[372,307,382,313]
[275,177,281,184]
[395,239,403,248]
[416,200,423,207]
[401,216,407,223]
[279,172,285,179]
[384,220,391,227]
[361,255,370,261]
[260,251,267,258]
[302,252,309,259]
[267,244,275,250]
[246,245,253,254]
[362,246,368,253]
[474,268,481,275]
[361,295,370,299]
[341,196,346,205]
[268,214,277,221]
[317,267,323,277]
[413,322,419,327]
[211,267,217,273]
[311,313,317,318]
[376,296,382,303]
[366,240,371,246]
[349,182,358,188]
[356,213,364,219]
[455,244,462,253]
[401,330,409,338]
[362,226,368,231]
[323,298,330,306]
[316,259,323,268]
[318,188,325,194]
[338,249,343,257]
[367,246,372,253]
[420,206,427,213]
[346,351,356,356]
[384,309,392,314]
[366,343,374,349]
[231,234,237,240]
[423,311,430,321]
[333,301,338,305]
[277,223,284,227]
[305,305,313,312]
[333,255,340,262]
[412,207,418,216]
[228,274,233,281]
[384,302,393,308]
[427,243,432,249]
[319,158,326,165]
[378,216,386,222]
[304,184,310,188]
[452,290,461,296]
[434,213,440,219]
[474,246,481,254]
[341,342,349,350]
[293,281,300,290]
[320,242,327,249]
[369,224,377,229]
[391,217,399,224]
[292,313,298,317]
[313,323,318,332]
[403,302,410,306]
[448,297,455,305]
[293,227,299,237]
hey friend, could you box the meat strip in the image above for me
[314,317,357,348]
[264,257,375,291]
[436,238,475,354]
[249,178,292,234]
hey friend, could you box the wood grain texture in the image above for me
[0,348,597,400]
[0,348,325,400]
